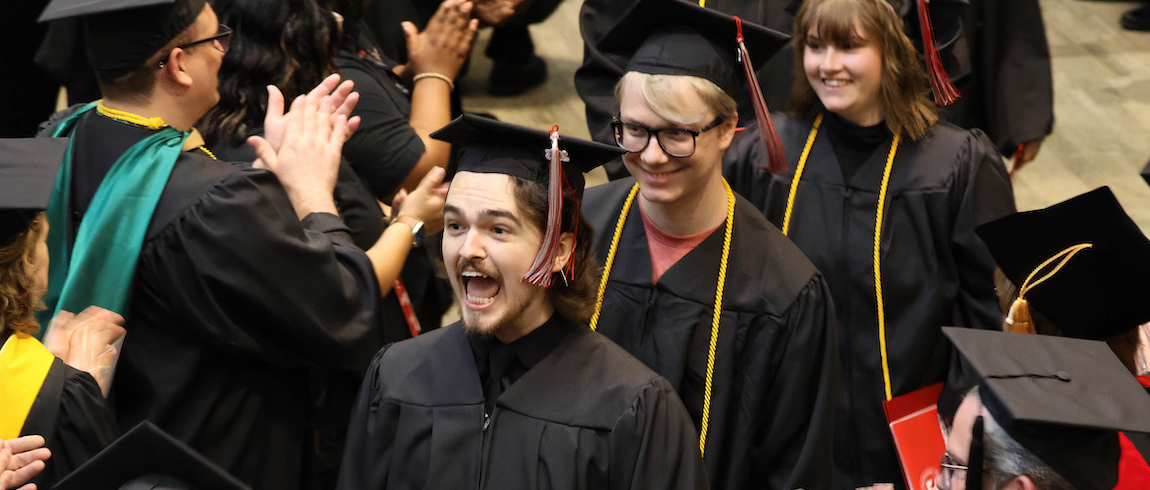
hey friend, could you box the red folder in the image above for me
[882,382,946,490]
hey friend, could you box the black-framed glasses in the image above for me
[936,453,968,490]
[178,24,233,53]
[611,116,724,158]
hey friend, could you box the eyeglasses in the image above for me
[178,24,233,53]
[611,116,725,158]
[936,453,968,490]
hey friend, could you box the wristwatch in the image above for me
[393,215,425,247]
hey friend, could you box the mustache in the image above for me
[455,258,499,279]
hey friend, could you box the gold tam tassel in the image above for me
[1005,243,1093,334]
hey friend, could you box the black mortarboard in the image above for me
[432,113,624,287]
[431,113,624,199]
[39,0,207,82]
[53,421,252,490]
[944,327,1150,490]
[0,138,67,247]
[976,187,1150,340]
[597,0,790,173]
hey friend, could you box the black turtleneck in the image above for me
[467,314,573,413]
[823,111,892,183]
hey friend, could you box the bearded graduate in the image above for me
[337,114,708,490]
[723,0,1015,487]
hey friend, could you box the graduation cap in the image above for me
[943,327,1150,490]
[431,113,625,287]
[976,187,1150,340]
[0,138,67,247]
[39,0,207,82]
[53,421,252,490]
[597,0,791,173]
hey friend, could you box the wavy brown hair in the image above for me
[510,177,599,326]
[1,213,47,338]
[787,0,937,140]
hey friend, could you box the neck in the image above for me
[833,108,884,128]
[640,173,727,236]
[101,96,200,132]
[494,302,554,344]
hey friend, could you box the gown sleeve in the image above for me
[23,359,118,488]
[335,345,394,490]
[136,167,385,372]
[948,130,1016,331]
[608,377,711,490]
[748,274,838,490]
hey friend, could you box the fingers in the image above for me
[345,116,361,139]
[402,21,419,46]
[309,73,342,100]
[5,436,45,455]
[265,85,285,120]
[10,448,50,469]
[415,166,447,194]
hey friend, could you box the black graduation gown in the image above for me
[581,178,839,490]
[44,109,386,490]
[723,114,1014,488]
[13,353,119,488]
[337,320,710,490]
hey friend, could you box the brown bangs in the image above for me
[797,1,868,49]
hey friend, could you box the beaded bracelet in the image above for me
[413,72,455,91]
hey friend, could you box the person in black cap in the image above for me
[940,327,1150,490]
[0,138,126,487]
[578,1,838,489]
[722,0,1014,486]
[34,0,400,487]
[337,114,708,490]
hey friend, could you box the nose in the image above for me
[457,228,486,261]
[639,132,669,165]
[820,47,843,73]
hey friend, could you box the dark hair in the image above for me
[199,0,339,147]
[99,30,196,103]
[787,0,937,140]
[0,214,47,338]
[324,0,364,48]
[509,177,599,326]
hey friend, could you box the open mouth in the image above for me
[462,270,500,305]
[823,78,852,87]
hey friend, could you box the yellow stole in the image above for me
[0,333,55,439]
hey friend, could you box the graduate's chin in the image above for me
[461,314,503,339]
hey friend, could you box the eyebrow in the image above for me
[444,204,523,226]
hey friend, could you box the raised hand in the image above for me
[402,0,479,82]
[392,166,449,235]
[1,435,51,490]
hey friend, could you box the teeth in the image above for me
[824,79,849,87]
[462,271,488,278]
[467,295,494,304]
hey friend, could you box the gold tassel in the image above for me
[1004,298,1035,334]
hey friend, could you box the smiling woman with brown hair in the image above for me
[725,0,1015,487]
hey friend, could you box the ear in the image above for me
[160,48,195,89]
[1001,475,1039,490]
[550,231,576,274]
[716,111,739,152]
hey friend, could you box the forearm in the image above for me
[364,220,417,295]
[401,78,455,193]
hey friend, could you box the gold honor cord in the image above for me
[97,102,169,130]
[781,115,901,400]
[1018,243,1094,299]
[590,181,737,458]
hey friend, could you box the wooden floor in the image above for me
[459,0,1150,228]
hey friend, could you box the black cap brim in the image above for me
[0,138,67,246]
[975,187,1150,340]
[53,421,253,490]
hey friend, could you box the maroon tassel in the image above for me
[734,16,787,174]
[523,125,565,288]
[917,0,961,106]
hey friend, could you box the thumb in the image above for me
[401,21,419,44]
[247,136,277,170]
[416,166,447,193]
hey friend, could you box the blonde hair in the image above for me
[615,71,738,125]
[0,213,47,338]
[787,0,937,140]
